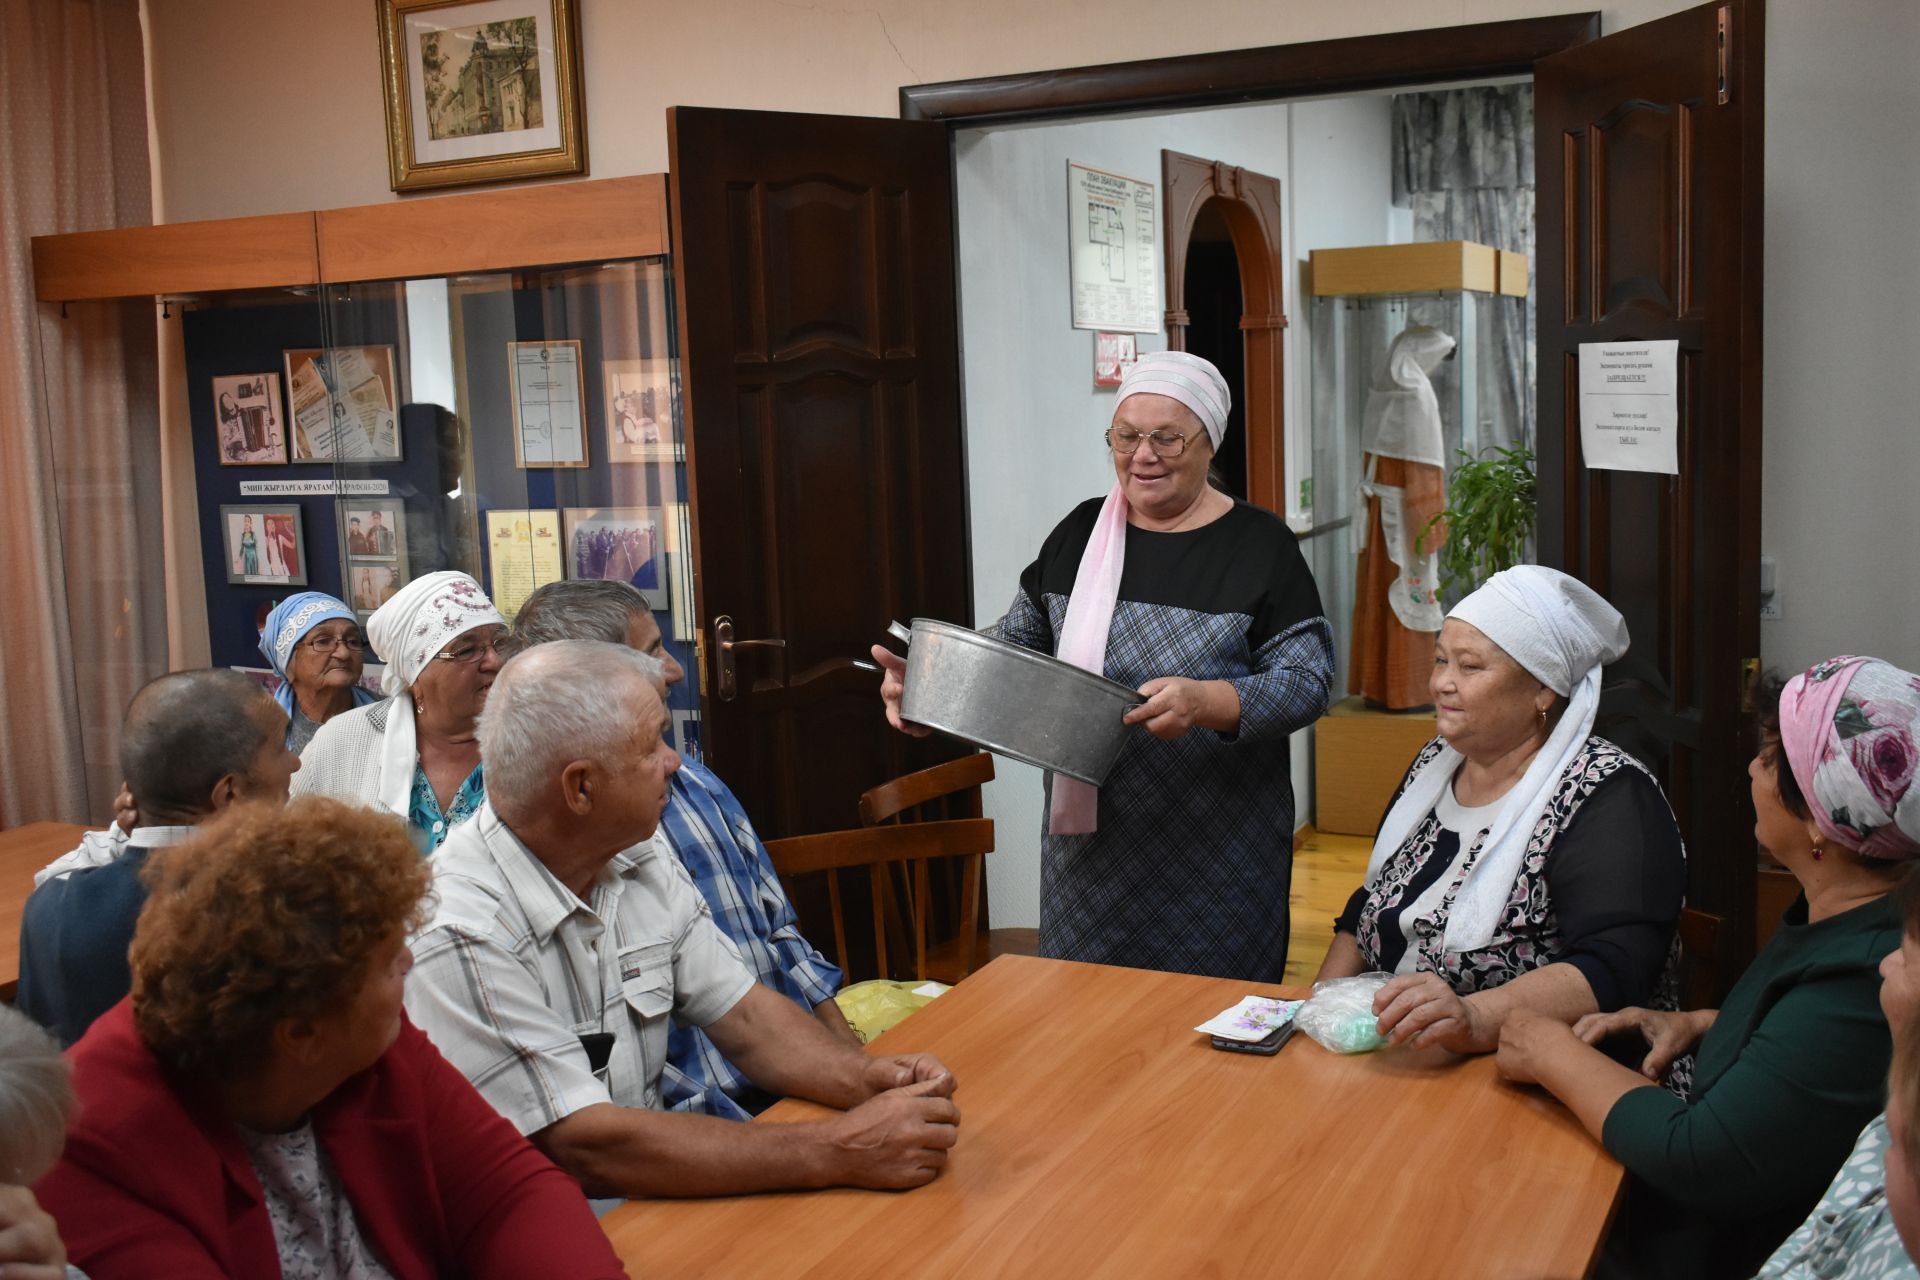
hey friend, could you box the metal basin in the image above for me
[893,618,1142,786]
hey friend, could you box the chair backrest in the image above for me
[765,818,994,984]
[859,753,995,826]
[1676,906,1727,1009]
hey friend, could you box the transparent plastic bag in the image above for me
[1294,972,1392,1054]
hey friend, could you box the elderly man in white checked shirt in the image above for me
[404,640,961,1197]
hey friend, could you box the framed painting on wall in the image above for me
[376,0,587,192]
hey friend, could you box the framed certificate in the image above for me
[509,340,589,468]
[485,508,565,618]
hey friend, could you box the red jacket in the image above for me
[37,1000,628,1280]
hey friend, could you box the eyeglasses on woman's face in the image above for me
[432,629,514,665]
[1105,426,1202,458]
[300,633,366,655]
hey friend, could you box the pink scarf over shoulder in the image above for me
[1047,483,1129,835]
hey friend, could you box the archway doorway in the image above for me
[1180,199,1247,498]
[1161,150,1286,515]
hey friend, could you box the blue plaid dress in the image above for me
[655,761,844,1119]
[993,498,1333,982]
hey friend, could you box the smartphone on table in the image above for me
[1210,1019,1298,1055]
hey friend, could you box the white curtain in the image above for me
[0,0,165,824]
[1392,85,1536,453]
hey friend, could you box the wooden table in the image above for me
[0,822,92,1002]
[601,954,1623,1278]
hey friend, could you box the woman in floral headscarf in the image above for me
[294,572,509,852]
[1496,656,1920,1280]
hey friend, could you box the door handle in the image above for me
[713,615,788,702]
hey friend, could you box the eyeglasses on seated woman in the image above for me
[258,591,380,754]
[293,571,508,852]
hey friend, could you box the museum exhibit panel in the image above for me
[29,177,704,752]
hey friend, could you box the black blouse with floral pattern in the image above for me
[1335,736,1688,1011]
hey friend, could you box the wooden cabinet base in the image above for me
[1314,697,1438,836]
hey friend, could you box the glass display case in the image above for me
[177,255,701,747]
[1299,242,1530,699]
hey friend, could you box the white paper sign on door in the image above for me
[1578,340,1680,474]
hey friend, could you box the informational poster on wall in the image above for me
[1067,162,1160,333]
[1577,340,1681,475]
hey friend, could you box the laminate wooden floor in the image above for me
[1284,827,1372,984]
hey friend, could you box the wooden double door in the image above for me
[672,0,1766,971]
[668,107,974,841]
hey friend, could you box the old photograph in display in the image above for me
[221,504,307,585]
[603,358,680,462]
[211,373,289,465]
[563,506,667,608]
[343,498,410,617]
[343,502,405,562]
[348,564,406,615]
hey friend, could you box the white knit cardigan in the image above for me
[291,697,396,811]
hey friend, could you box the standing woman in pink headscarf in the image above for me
[872,352,1334,981]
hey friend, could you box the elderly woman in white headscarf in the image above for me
[1314,564,1687,1052]
[294,571,508,852]
[873,351,1334,982]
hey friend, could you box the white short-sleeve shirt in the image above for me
[405,801,756,1136]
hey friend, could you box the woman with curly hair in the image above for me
[36,795,626,1279]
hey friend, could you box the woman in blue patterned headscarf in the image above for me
[257,592,377,753]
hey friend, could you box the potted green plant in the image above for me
[1416,443,1537,598]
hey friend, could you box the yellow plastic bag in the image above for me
[834,979,949,1045]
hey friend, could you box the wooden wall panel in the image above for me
[31,175,669,303]
[32,213,318,301]
[317,174,669,282]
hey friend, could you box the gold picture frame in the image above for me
[376,0,587,193]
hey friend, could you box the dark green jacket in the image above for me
[1602,892,1901,1280]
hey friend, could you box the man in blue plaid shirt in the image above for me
[515,581,855,1120]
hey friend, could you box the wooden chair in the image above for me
[859,752,994,827]
[864,754,997,979]
[1676,906,1729,1009]
[765,817,994,984]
